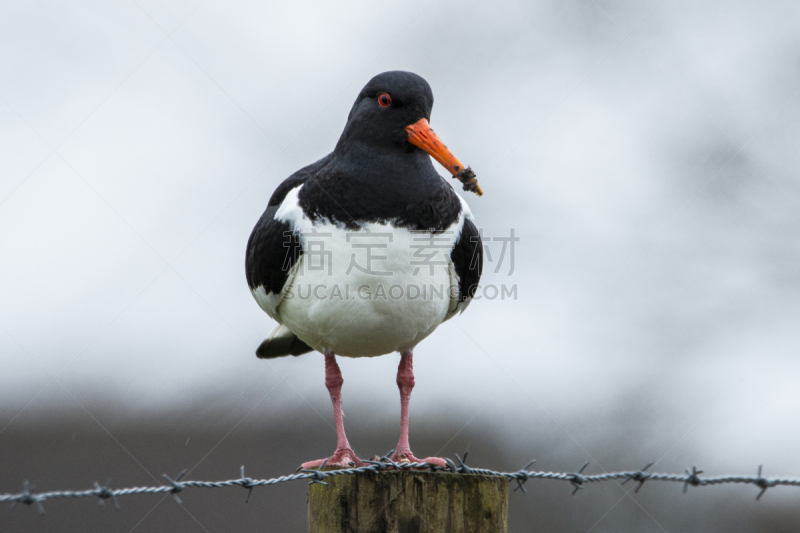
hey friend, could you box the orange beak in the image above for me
[405,118,483,196]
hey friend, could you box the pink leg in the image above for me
[390,351,447,468]
[301,351,362,469]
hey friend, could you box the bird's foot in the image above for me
[301,447,363,470]
[390,449,448,469]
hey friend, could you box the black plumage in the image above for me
[245,71,482,358]
[451,217,483,302]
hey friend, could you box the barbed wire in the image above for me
[2,451,798,515]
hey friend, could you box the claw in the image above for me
[301,448,363,470]
[389,450,448,469]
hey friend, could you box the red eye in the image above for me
[377,92,392,107]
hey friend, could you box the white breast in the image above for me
[272,185,468,357]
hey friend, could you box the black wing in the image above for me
[448,217,483,315]
[245,154,333,295]
[245,156,334,358]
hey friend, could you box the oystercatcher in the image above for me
[245,71,483,468]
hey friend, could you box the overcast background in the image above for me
[2,0,800,531]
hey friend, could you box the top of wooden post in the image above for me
[308,469,508,533]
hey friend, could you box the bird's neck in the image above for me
[297,144,459,231]
[332,140,440,194]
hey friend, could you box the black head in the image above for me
[335,71,434,153]
[326,70,482,196]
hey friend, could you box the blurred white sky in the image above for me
[1,0,800,481]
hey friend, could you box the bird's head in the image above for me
[336,70,482,196]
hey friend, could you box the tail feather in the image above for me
[256,324,313,359]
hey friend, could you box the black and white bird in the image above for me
[245,71,483,469]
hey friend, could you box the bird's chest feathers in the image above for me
[279,185,460,290]
[295,167,462,232]
[274,184,465,357]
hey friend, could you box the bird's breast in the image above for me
[279,223,462,357]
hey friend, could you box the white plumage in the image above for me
[250,184,475,357]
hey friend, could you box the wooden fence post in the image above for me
[308,469,508,533]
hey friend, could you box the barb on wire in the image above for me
[513,460,537,493]
[567,462,590,496]
[754,465,777,501]
[3,456,800,514]
[10,481,44,515]
[301,458,330,486]
[163,469,187,504]
[455,453,472,474]
[94,478,119,510]
[239,466,256,503]
[683,466,703,493]
[622,462,653,494]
